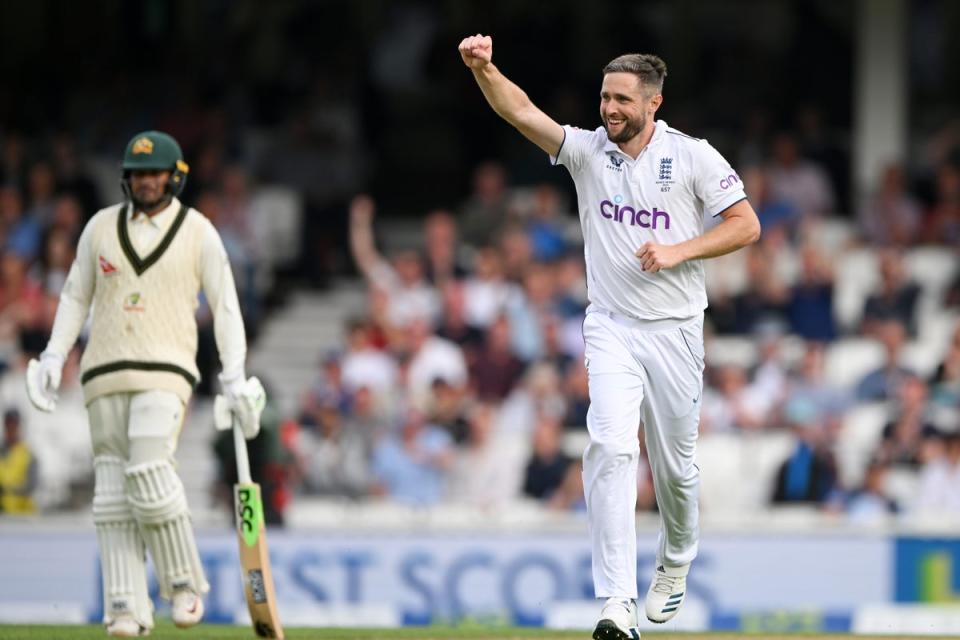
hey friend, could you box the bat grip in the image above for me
[233,417,253,485]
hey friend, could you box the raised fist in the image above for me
[458,34,493,69]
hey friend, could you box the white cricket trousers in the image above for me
[581,306,704,599]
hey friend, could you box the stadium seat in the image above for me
[835,401,892,488]
[696,431,796,514]
[834,248,880,332]
[903,246,959,297]
[705,336,758,370]
[824,337,886,389]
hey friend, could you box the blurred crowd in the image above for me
[278,123,960,525]
[0,116,959,525]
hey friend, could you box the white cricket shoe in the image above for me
[644,563,689,623]
[593,597,640,640]
[106,614,149,637]
[171,588,204,629]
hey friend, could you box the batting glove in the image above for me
[218,373,266,440]
[26,351,65,413]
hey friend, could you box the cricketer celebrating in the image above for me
[26,131,265,638]
[459,35,760,639]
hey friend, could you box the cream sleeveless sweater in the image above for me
[79,203,204,403]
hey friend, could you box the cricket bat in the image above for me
[215,395,284,639]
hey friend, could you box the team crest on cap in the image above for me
[131,137,154,155]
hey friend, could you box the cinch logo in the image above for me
[720,174,740,190]
[599,195,670,229]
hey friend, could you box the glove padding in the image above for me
[215,375,266,440]
[26,352,64,413]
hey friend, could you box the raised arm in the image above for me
[459,34,565,157]
[348,194,389,281]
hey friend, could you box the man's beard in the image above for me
[132,190,170,212]
[604,114,645,143]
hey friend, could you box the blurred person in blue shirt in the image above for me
[856,319,917,402]
[371,407,454,506]
[771,397,839,505]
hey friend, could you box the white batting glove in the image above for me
[217,373,266,440]
[26,351,65,413]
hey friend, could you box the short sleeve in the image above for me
[692,140,748,217]
[550,125,594,173]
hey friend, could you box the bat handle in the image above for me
[233,415,253,485]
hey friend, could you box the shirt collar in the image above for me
[129,197,181,229]
[604,119,668,157]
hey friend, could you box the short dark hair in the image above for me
[603,54,667,96]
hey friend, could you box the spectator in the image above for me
[844,460,899,523]
[48,194,85,243]
[434,281,485,362]
[714,244,788,335]
[340,318,398,398]
[524,184,569,262]
[523,414,572,500]
[24,162,58,227]
[771,398,839,505]
[505,262,557,361]
[349,194,440,328]
[296,385,379,499]
[0,408,37,514]
[700,365,771,433]
[765,133,836,222]
[0,253,46,350]
[553,252,588,319]
[371,408,454,506]
[469,315,526,402]
[423,209,467,286]
[855,319,916,402]
[547,460,586,512]
[462,246,514,330]
[427,378,471,445]
[0,186,42,262]
[561,358,590,429]
[786,245,836,341]
[858,164,922,246]
[300,350,352,431]
[913,431,960,515]
[459,161,510,247]
[922,163,960,246]
[403,318,468,410]
[784,342,851,420]
[498,361,566,438]
[51,133,101,216]
[861,249,921,338]
[749,322,790,411]
[930,323,960,408]
[742,165,798,231]
[448,403,527,508]
[876,376,941,468]
[499,223,535,284]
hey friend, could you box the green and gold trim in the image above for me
[81,360,198,387]
[118,204,189,276]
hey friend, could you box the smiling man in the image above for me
[459,35,760,640]
[25,131,266,638]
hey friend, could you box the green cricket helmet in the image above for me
[120,130,190,201]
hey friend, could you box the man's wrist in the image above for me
[40,350,65,367]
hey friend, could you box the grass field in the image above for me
[1,626,958,640]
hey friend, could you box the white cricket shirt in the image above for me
[552,120,747,320]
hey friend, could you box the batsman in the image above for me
[26,131,265,637]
